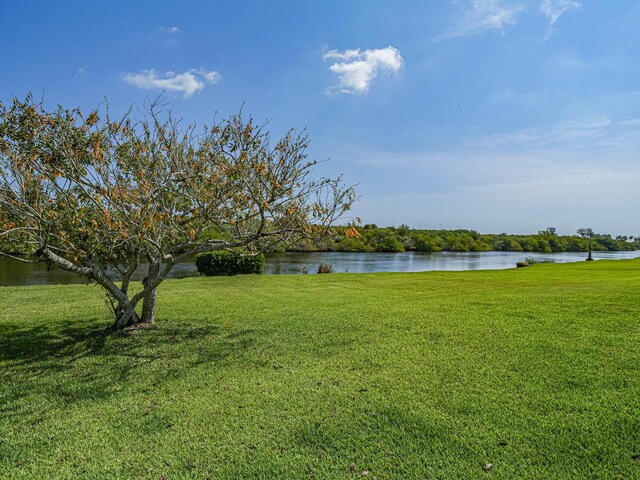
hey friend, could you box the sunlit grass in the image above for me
[1,260,639,478]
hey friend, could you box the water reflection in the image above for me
[263,250,640,274]
[1,250,638,286]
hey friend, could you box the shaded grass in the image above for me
[1,260,639,478]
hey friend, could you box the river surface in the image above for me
[0,250,638,286]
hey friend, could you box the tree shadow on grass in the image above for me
[0,319,256,417]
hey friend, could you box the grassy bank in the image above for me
[1,260,639,479]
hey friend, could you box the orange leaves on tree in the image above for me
[345,227,361,239]
[86,112,98,126]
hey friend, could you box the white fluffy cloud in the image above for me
[323,46,403,94]
[121,68,221,98]
[540,0,581,40]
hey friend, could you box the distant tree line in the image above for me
[275,225,640,253]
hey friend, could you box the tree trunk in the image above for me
[112,263,160,329]
[114,303,140,329]
[140,263,159,324]
[140,287,157,324]
[586,242,594,261]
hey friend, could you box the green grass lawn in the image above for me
[1,260,639,479]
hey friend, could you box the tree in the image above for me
[0,96,356,329]
[577,227,595,260]
[538,227,557,236]
[576,227,595,239]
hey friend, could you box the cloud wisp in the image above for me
[438,0,525,40]
[540,0,581,40]
[159,26,179,35]
[437,0,582,41]
[121,68,221,98]
[323,46,403,94]
[468,115,640,152]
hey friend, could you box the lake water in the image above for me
[1,250,638,287]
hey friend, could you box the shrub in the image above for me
[195,251,264,276]
[317,263,333,274]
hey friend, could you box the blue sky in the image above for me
[2,0,640,234]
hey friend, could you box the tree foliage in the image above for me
[284,226,639,254]
[0,95,355,328]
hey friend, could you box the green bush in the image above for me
[195,251,264,276]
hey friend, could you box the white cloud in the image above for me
[161,26,179,35]
[437,0,581,41]
[540,0,581,40]
[439,0,526,40]
[121,68,221,98]
[323,46,403,94]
